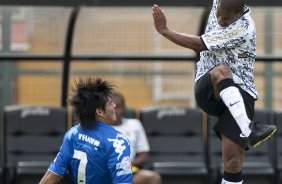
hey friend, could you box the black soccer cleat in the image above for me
[247,121,277,147]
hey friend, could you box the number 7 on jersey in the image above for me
[73,149,88,184]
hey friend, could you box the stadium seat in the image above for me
[207,109,276,184]
[140,106,208,184]
[3,105,69,184]
[274,111,282,184]
[0,167,3,184]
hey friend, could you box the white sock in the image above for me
[220,86,251,137]
[221,179,243,184]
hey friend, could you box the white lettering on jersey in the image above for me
[78,133,100,148]
[108,133,127,160]
[116,156,132,176]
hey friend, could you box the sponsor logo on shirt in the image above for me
[116,156,132,176]
[206,26,245,44]
[238,52,255,58]
[108,133,127,160]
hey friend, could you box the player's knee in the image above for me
[144,171,162,184]
[225,157,243,172]
[134,170,162,184]
[150,172,162,184]
[210,64,233,82]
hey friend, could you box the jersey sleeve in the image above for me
[201,24,248,52]
[48,131,72,176]
[107,133,133,184]
[135,120,150,153]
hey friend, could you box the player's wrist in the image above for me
[159,27,170,36]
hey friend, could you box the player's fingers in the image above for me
[152,7,157,17]
[152,8,161,20]
[152,10,157,20]
[153,4,159,9]
[152,4,163,15]
[152,6,160,17]
[153,10,164,21]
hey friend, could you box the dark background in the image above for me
[0,0,281,7]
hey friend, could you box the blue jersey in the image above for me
[48,121,132,184]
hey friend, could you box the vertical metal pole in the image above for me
[264,9,273,110]
[61,6,80,107]
[153,32,162,104]
[0,8,13,107]
[0,8,13,182]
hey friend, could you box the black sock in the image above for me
[224,171,243,182]
[217,78,235,92]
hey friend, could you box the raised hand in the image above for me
[152,4,168,34]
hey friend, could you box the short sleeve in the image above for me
[201,24,248,52]
[107,133,133,184]
[48,132,72,176]
[135,120,150,153]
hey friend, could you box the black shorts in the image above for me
[194,71,255,150]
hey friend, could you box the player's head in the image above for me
[112,92,126,125]
[217,0,246,27]
[69,77,116,128]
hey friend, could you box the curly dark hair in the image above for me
[69,78,115,128]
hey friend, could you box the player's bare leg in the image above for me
[221,134,244,184]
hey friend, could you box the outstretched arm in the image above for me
[152,4,207,52]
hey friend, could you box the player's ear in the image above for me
[96,108,104,117]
